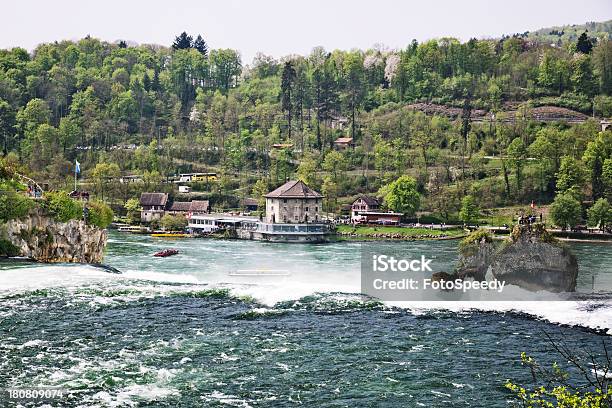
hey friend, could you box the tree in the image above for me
[280,61,296,138]
[296,154,319,187]
[529,133,557,195]
[160,214,188,231]
[322,150,347,183]
[383,175,420,216]
[342,52,365,140]
[34,124,59,162]
[252,179,268,210]
[583,132,612,200]
[0,99,15,154]
[210,49,242,92]
[571,55,597,96]
[91,162,120,200]
[172,32,193,50]
[593,39,612,95]
[16,98,50,139]
[507,137,527,192]
[587,198,611,231]
[506,334,612,408]
[550,193,582,230]
[86,200,114,228]
[576,31,594,54]
[556,156,586,200]
[321,176,339,214]
[459,195,480,224]
[603,158,612,199]
[58,116,79,153]
[124,198,141,224]
[193,35,208,57]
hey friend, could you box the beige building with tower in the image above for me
[265,180,323,224]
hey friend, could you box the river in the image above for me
[0,232,611,407]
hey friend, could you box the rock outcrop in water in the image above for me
[2,210,107,263]
[456,224,578,292]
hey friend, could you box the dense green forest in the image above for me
[1,22,612,226]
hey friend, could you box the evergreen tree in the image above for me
[193,35,208,57]
[280,61,296,139]
[172,32,193,50]
[143,72,151,92]
[576,31,594,54]
[152,69,161,92]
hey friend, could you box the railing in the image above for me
[15,172,44,199]
[257,223,330,234]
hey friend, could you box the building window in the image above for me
[294,215,298,221]
[315,207,318,212]
[305,207,309,211]
[283,199,287,203]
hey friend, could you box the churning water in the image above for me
[0,233,611,407]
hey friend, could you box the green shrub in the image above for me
[458,228,493,256]
[0,239,19,257]
[0,192,36,222]
[86,201,114,229]
[160,214,188,231]
[42,191,82,223]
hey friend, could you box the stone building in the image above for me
[140,193,168,223]
[265,180,323,224]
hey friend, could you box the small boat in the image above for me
[228,269,290,277]
[151,232,190,238]
[153,249,179,257]
[118,225,149,234]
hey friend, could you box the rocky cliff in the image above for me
[456,224,578,293]
[2,210,107,263]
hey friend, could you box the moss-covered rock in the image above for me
[455,224,578,292]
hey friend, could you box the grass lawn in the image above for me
[336,224,465,239]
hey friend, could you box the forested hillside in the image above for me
[527,19,612,45]
[1,25,612,225]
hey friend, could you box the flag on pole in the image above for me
[75,160,81,174]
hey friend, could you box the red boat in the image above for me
[153,249,179,257]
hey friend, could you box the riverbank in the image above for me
[336,225,466,241]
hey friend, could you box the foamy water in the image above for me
[2,259,611,334]
[1,235,611,407]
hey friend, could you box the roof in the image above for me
[271,143,294,149]
[168,201,191,212]
[265,180,324,199]
[167,200,209,213]
[140,192,168,207]
[334,137,354,144]
[189,200,209,213]
[241,198,259,207]
[353,195,380,206]
[359,211,401,216]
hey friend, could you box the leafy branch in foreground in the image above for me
[506,331,612,407]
